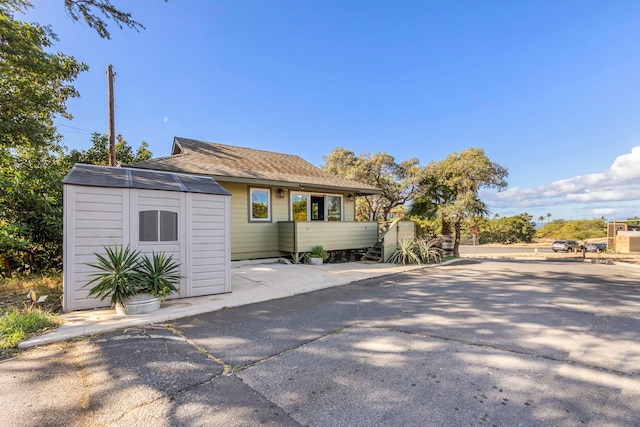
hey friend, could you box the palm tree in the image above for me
[546,212,552,223]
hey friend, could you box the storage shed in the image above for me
[63,164,231,311]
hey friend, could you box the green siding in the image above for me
[221,181,371,260]
[381,220,416,262]
[278,222,296,252]
[285,221,377,252]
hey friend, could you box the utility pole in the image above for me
[107,64,116,166]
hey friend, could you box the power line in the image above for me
[54,122,95,134]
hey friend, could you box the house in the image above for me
[62,164,232,311]
[131,137,383,262]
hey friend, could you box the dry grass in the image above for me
[0,273,63,314]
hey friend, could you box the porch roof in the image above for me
[130,137,381,195]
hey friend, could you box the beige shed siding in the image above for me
[63,186,127,311]
[64,182,231,311]
[131,190,184,296]
[188,193,231,296]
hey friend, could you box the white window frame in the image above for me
[249,187,271,222]
[289,192,344,222]
[290,192,308,221]
[326,194,343,221]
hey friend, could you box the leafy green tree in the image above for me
[64,0,167,39]
[411,148,508,256]
[0,1,158,275]
[477,214,536,244]
[0,146,66,274]
[65,133,152,167]
[0,1,88,150]
[322,148,423,222]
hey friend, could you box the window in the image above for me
[139,210,178,242]
[289,193,343,221]
[311,195,325,221]
[250,188,271,221]
[291,193,308,221]
[327,196,342,221]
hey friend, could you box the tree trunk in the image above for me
[453,220,461,257]
[441,219,451,236]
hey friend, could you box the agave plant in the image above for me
[133,251,181,300]
[387,236,423,265]
[85,245,141,307]
[416,238,443,264]
[387,236,443,265]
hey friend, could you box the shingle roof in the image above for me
[63,163,230,196]
[130,137,381,194]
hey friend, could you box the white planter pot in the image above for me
[116,293,161,315]
[308,257,324,265]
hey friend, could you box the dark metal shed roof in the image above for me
[63,164,230,196]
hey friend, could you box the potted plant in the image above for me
[85,245,141,310]
[126,251,181,314]
[85,245,181,315]
[306,245,328,265]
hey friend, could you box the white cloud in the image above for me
[484,146,640,219]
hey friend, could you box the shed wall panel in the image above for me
[64,186,126,311]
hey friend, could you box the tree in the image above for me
[65,132,152,166]
[322,148,423,223]
[0,145,67,274]
[411,148,508,256]
[0,1,88,150]
[473,214,536,244]
[0,1,158,275]
[63,0,168,39]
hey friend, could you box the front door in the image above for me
[311,196,325,221]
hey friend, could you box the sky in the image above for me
[22,0,640,223]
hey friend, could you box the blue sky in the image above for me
[24,1,640,222]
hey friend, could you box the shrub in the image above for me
[306,245,328,260]
[387,236,442,265]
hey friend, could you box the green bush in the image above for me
[306,245,328,260]
[0,308,61,349]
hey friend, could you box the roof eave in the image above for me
[210,175,381,194]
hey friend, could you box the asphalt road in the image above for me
[2,259,639,426]
[459,244,555,256]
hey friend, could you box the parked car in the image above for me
[585,242,606,253]
[551,240,582,252]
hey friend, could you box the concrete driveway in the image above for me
[2,259,639,426]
